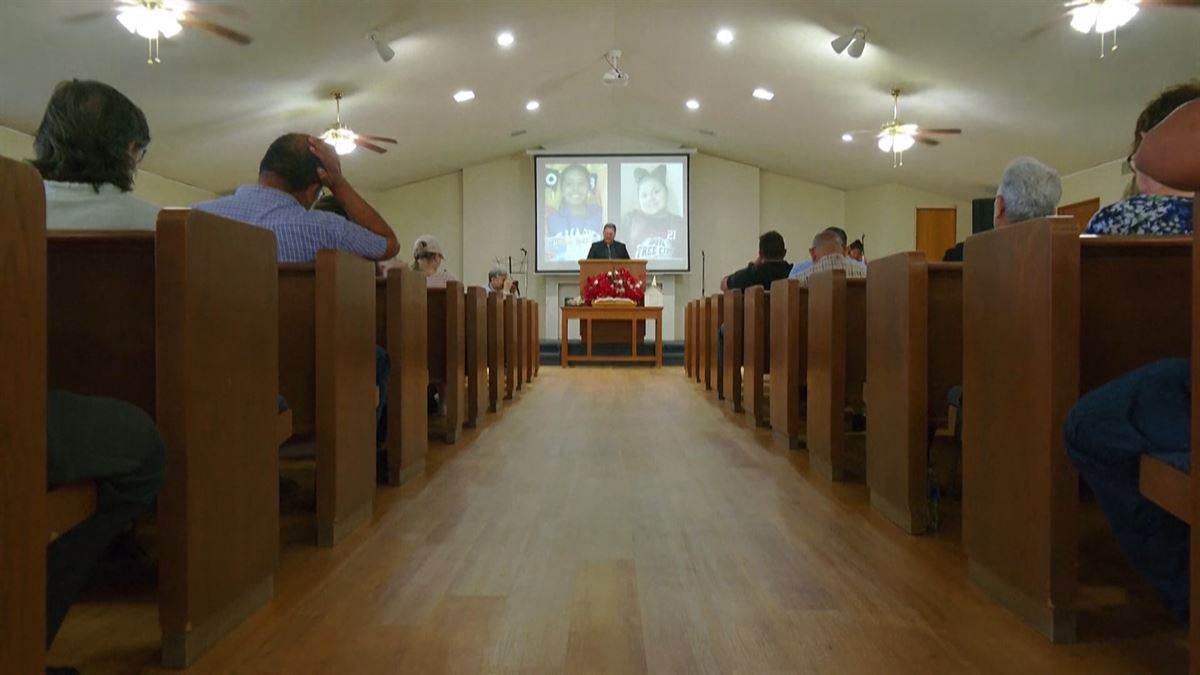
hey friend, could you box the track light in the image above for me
[831,26,867,58]
[368,32,394,63]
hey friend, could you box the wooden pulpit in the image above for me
[577,259,648,344]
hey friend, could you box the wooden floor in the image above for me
[51,368,1186,674]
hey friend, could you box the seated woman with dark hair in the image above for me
[33,79,159,231]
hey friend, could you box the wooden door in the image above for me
[1057,198,1100,233]
[916,208,958,262]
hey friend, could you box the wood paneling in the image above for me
[769,279,807,449]
[963,217,1189,643]
[865,253,963,534]
[0,155,47,674]
[1057,198,1101,233]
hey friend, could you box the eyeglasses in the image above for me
[135,146,148,163]
[1124,153,1138,174]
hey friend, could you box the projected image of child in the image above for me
[546,163,605,262]
[624,164,684,260]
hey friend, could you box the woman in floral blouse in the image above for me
[1085,80,1198,236]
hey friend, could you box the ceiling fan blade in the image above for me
[63,7,120,23]
[356,134,398,144]
[1020,11,1071,42]
[917,128,963,135]
[1139,0,1200,7]
[356,140,388,154]
[917,137,941,146]
[181,2,250,17]
[180,16,252,44]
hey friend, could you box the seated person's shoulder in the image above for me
[1085,195,1193,236]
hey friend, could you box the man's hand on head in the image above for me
[308,136,347,190]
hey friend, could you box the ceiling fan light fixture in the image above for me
[1095,0,1140,33]
[117,4,183,39]
[320,127,358,156]
[1069,4,1100,32]
[893,133,915,153]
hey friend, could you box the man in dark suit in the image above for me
[586,223,630,260]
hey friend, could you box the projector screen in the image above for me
[534,154,690,273]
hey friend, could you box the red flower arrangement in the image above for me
[582,267,646,306]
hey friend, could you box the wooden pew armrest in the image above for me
[48,481,98,543]
[277,408,294,447]
[1139,455,1190,524]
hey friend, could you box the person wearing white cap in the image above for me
[412,234,458,289]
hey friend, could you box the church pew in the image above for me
[375,268,428,485]
[487,292,506,413]
[48,209,279,667]
[531,300,540,380]
[865,253,963,535]
[686,300,695,380]
[1,155,48,674]
[280,251,377,548]
[465,286,488,428]
[708,294,725,399]
[428,282,466,442]
[515,298,527,392]
[963,217,1190,643]
[806,271,867,481]
[722,290,745,412]
[504,295,517,399]
[744,287,771,427]
[769,279,808,449]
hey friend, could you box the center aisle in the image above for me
[63,369,1184,674]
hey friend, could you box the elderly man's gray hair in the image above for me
[998,157,1062,224]
[811,230,841,252]
[488,266,509,281]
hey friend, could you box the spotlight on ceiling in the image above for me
[526,100,540,111]
[841,133,854,142]
[716,27,734,45]
[453,89,476,103]
[831,26,867,58]
[497,31,515,47]
[752,87,775,101]
[685,99,701,111]
[367,32,394,63]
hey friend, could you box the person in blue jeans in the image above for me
[1064,359,1191,621]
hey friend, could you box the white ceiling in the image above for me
[2,0,1198,199]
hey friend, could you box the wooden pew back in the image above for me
[684,301,693,378]
[769,279,808,448]
[487,292,505,412]
[744,287,771,426]
[0,156,47,674]
[428,282,466,441]
[504,295,517,399]
[280,251,377,547]
[377,268,429,485]
[723,290,744,412]
[49,209,280,665]
[963,217,1189,642]
[708,294,725,398]
[465,287,488,427]
[806,272,867,480]
[865,253,963,533]
[515,298,527,391]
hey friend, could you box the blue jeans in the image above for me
[1063,358,1191,621]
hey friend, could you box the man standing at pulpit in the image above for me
[586,223,630,260]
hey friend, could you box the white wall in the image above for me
[759,170,845,256]
[844,183,972,259]
[0,125,216,206]
[371,172,464,280]
[1059,158,1131,208]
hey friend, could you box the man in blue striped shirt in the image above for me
[195,133,400,263]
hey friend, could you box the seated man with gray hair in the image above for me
[486,266,511,296]
[791,229,867,288]
[943,156,1062,261]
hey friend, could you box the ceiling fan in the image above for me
[65,0,251,64]
[319,93,397,155]
[1025,0,1199,57]
[842,90,962,168]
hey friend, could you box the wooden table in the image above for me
[561,305,663,367]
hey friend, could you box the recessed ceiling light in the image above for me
[453,90,475,103]
[841,133,854,142]
[496,31,514,47]
[752,88,774,101]
[685,99,700,110]
[716,28,734,45]
[526,100,540,111]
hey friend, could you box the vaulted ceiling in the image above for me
[2,0,1197,198]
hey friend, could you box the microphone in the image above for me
[701,249,706,296]
[511,279,521,296]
